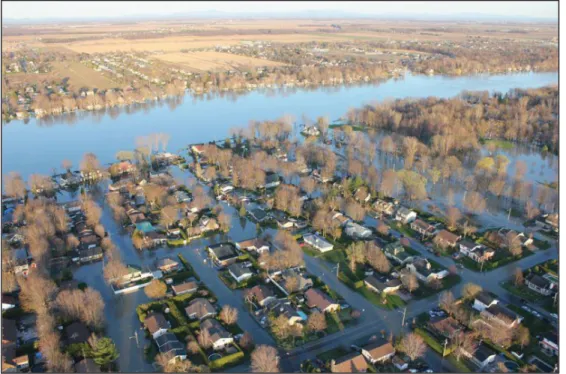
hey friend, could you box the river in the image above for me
[2,72,557,179]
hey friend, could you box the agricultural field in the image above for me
[50,61,118,91]
[151,51,286,72]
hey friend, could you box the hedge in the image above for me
[208,350,245,370]
[353,280,364,289]
[165,300,188,326]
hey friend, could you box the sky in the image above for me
[2,1,558,20]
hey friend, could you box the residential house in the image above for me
[361,340,395,364]
[434,230,461,248]
[272,210,294,228]
[463,343,496,369]
[459,240,495,263]
[228,263,254,283]
[263,172,281,189]
[200,319,234,350]
[246,285,277,307]
[384,241,412,264]
[172,281,198,296]
[144,231,168,247]
[410,219,437,237]
[539,331,558,356]
[330,352,369,373]
[525,273,556,296]
[373,199,396,216]
[156,257,180,273]
[332,212,351,227]
[74,358,101,373]
[406,257,448,282]
[191,145,205,155]
[185,298,217,320]
[303,234,334,253]
[64,322,90,345]
[269,301,304,326]
[364,275,402,295]
[344,221,372,240]
[354,187,371,203]
[472,291,499,312]
[159,340,187,361]
[236,238,270,254]
[481,304,523,328]
[281,271,313,294]
[428,316,462,339]
[174,190,192,203]
[305,288,340,313]
[208,243,239,267]
[395,207,417,224]
[496,229,534,247]
[155,332,179,350]
[249,208,270,223]
[144,312,170,339]
[301,126,321,137]
[72,246,104,263]
[7,248,29,276]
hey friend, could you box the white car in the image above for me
[550,313,558,320]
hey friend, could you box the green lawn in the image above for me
[316,347,350,363]
[481,139,515,149]
[356,287,406,310]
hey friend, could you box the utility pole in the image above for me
[442,339,448,360]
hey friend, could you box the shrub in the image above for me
[208,350,245,370]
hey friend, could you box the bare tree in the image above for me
[198,328,213,349]
[453,332,478,362]
[218,212,232,233]
[2,268,18,293]
[160,205,178,229]
[306,311,327,333]
[398,333,426,362]
[446,207,461,230]
[461,283,482,300]
[4,172,27,199]
[155,352,192,373]
[240,331,255,350]
[18,273,57,314]
[401,270,419,294]
[187,340,201,355]
[439,291,457,316]
[505,232,522,257]
[103,258,128,285]
[514,326,530,349]
[145,280,167,299]
[251,345,280,373]
[219,305,238,325]
[513,268,524,286]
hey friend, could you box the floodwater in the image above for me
[3,71,558,372]
[2,72,557,179]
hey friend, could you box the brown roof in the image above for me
[435,230,460,244]
[305,288,337,311]
[412,219,435,232]
[172,281,198,295]
[248,285,274,302]
[185,298,216,320]
[331,352,369,373]
[363,340,395,360]
[145,313,169,334]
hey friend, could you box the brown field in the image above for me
[151,51,285,72]
[50,61,117,90]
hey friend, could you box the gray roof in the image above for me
[228,263,252,278]
[473,344,496,362]
[185,298,216,319]
[209,243,238,260]
[200,318,231,342]
[475,291,497,306]
[155,332,179,348]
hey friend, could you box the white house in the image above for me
[472,291,499,312]
[200,319,234,350]
[228,263,253,283]
[144,313,170,339]
[344,221,373,239]
[303,234,334,252]
[395,207,417,224]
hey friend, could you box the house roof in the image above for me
[65,322,90,344]
[362,340,395,360]
[435,230,460,244]
[172,281,198,294]
[145,313,169,334]
[269,301,300,321]
[526,273,552,289]
[156,257,179,268]
[200,318,231,342]
[485,304,520,323]
[459,239,478,250]
[305,288,336,311]
[237,238,269,250]
[396,207,414,217]
[473,344,496,362]
[412,219,435,232]
[331,352,369,373]
[303,234,333,250]
[250,208,268,221]
[228,263,252,278]
[364,275,401,292]
[159,341,187,357]
[248,285,274,302]
[475,291,497,306]
[185,298,216,319]
[208,243,238,261]
[155,332,179,348]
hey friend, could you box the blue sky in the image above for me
[2,1,558,20]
